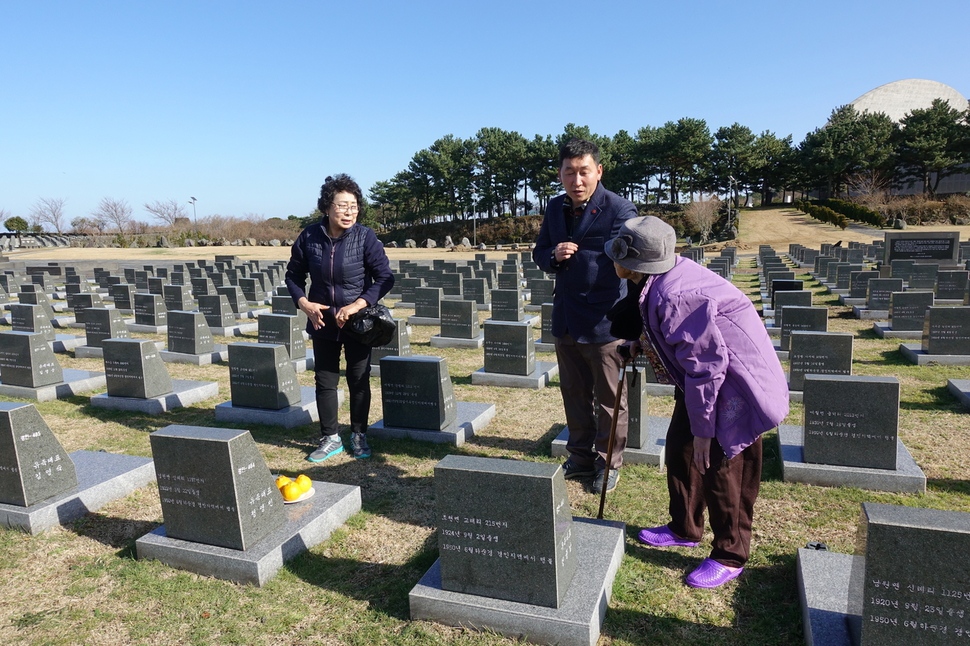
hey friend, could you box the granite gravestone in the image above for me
[626,367,649,449]
[529,278,555,306]
[883,230,961,266]
[855,502,970,645]
[780,306,828,351]
[110,283,136,311]
[239,277,265,303]
[907,263,939,290]
[921,307,970,355]
[191,276,215,298]
[483,321,535,376]
[889,291,934,332]
[198,294,236,328]
[936,270,969,300]
[163,284,195,312]
[369,319,411,368]
[102,338,174,398]
[439,300,476,339]
[149,425,286,551]
[17,289,57,322]
[84,308,130,347]
[434,455,576,608]
[228,343,300,410]
[0,402,78,506]
[134,293,167,327]
[258,313,305,360]
[0,331,63,387]
[497,272,520,291]
[167,311,215,355]
[216,286,250,316]
[788,331,853,391]
[772,290,813,328]
[414,287,443,318]
[399,277,424,304]
[71,292,104,325]
[10,303,55,342]
[490,289,523,322]
[849,271,879,299]
[540,303,555,344]
[461,277,490,307]
[802,374,900,470]
[380,356,456,430]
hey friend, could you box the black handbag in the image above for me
[343,303,396,347]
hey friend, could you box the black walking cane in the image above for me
[597,352,632,520]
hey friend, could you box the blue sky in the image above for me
[1,0,966,225]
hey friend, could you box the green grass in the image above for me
[0,253,968,645]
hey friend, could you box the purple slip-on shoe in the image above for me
[637,525,700,548]
[685,558,744,589]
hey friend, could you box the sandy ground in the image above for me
[3,207,968,266]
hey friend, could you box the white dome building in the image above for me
[850,79,968,122]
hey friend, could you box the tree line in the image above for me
[366,99,970,230]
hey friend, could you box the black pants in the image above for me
[312,336,372,437]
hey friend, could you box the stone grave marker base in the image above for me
[75,340,165,359]
[429,333,484,349]
[899,343,970,366]
[948,379,970,411]
[409,518,624,646]
[535,341,555,353]
[851,306,889,320]
[0,450,154,534]
[0,369,106,402]
[470,361,558,389]
[210,322,259,336]
[407,316,440,326]
[51,334,85,353]
[136,480,360,586]
[160,345,229,365]
[551,417,668,467]
[214,386,333,429]
[795,548,859,646]
[369,401,495,446]
[126,323,168,334]
[91,380,219,414]
[777,425,926,493]
[870,322,921,340]
[645,383,676,397]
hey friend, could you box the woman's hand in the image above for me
[334,298,368,328]
[618,339,642,361]
[693,436,712,475]
[298,297,329,330]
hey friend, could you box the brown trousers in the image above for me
[665,390,762,568]
[555,334,628,469]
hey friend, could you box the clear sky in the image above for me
[1,0,966,225]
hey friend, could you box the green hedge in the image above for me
[821,199,887,227]
[794,200,849,230]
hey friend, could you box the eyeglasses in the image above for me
[332,203,359,214]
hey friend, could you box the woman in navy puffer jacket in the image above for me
[286,174,394,462]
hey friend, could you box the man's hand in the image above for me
[618,340,642,361]
[298,297,329,330]
[692,436,712,475]
[554,241,579,263]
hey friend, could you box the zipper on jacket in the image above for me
[330,243,339,340]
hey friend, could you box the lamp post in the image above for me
[188,197,197,228]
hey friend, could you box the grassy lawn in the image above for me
[0,238,968,645]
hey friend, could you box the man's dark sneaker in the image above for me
[562,458,596,480]
[590,468,620,493]
[350,432,371,459]
[308,435,344,462]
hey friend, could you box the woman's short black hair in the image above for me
[317,174,366,215]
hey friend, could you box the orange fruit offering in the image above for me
[281,481,303,502]
[275,475,292,490]
[295,474,313,493]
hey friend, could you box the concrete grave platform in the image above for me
[244,307,271,317]
[0,369,107,402]
[851,306,889,320]
[948,379,970,411]
[50,315,76,328]
[291,356,315,372]
[0,450,155,534]
[796,548,860,646]
[160,345,229,365]
[91,379,220,414]
[535,341,555,353]
[777,424,926,493]
[209,322,260,336]
[51,333,85,353]
[470,361,558,389]
[126,322,168,334]
[430,333,484,349]
[644,383,676,397]
[871,322,921,340]
[407,315,440,326]
[369,401,496,446]
[136,480,360,586]
[551,417,668,467]
[409,518,625,646]
[214,386,330,429]
[837,295,866,307]
[899,343,970,366]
